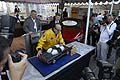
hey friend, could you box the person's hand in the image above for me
[59,43,64,46]
[8,52,28,80]
[37,50,42,57]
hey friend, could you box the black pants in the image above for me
[16,14,22,25]
[87,31,100,46]
[112,47,120,80]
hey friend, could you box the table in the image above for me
[22,41,95,80]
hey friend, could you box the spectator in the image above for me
[97,15,117,61]
[14,5,21,23]
[113,16,120,79]
[23,10,42,33]
[63,8,68,18]
[48,13,61,29]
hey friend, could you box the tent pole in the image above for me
[110,0,114,15]
[84,0,91,44]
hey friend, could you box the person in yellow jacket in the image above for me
[36,23,65,57]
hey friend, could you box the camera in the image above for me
[100,16,107,25]
[93,24,99,30]
[11,49,26,62]
[11,51,21,62]
[106,30,120,47]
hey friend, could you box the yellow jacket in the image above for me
[36,28,65,51]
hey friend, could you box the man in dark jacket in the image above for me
[106,16,120,59]
[23,10,42,33]
[48,13,61,29]
[115,16,120,59]
[112,16,120,80]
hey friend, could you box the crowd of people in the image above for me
[0,5,120,80]
[86,12,120,80]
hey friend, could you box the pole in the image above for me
[84,0,91,44]
[110,0,114,15]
